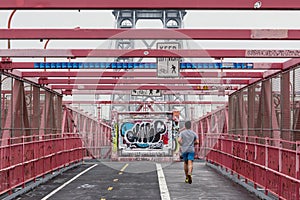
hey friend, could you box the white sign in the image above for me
[157,42,180,77]
[131,89,161,97]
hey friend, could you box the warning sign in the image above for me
[157,42,180,77]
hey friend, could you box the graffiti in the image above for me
[112,123,118,153]
[120,120,168,149]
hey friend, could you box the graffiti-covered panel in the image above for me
[120,120,168,149]
[111,112,180,158]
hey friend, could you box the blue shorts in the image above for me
[182,152,195,161]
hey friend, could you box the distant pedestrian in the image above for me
[171,65,176,73]
[178,121,199,184]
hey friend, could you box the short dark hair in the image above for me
[185,121,191,129]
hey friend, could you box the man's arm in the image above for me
[194,133,199,144]
[178,136,182,145]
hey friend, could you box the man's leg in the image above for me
[187,152,195,184]
[187,160,193,175]
[182,152,189,183]
[184,161,188,177]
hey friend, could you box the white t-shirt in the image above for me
[179,129,198,153]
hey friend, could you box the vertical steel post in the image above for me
[281,72,291,146]
[0,73,2,139]
[22,136,25,188]
[97,105,101,123]
[10,78,14,139]
[8,137,11,194]
[248,85,255,138]
[296,141,300,200]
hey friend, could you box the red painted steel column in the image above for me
[82,114,87,157]
[73,112,79,134]
[240,90,248,136]
[247,85,255,139]
[96,124,100,158]
[262,80,279,143]
[2,80,25,143]
[23,87,31,139]
[68,109,74,133]
[7,137,11,194]
[49,93,55,135]
[224,108,228,133]
[45,92,55,135]
[90,120,95,157]
[32,86,40,136]
[61,107,68,133]
[56,95,63,134]
[228,95,236,135]
[281,72,292,147]
[297,142,300,200]
[255,83,264,138]
[21,136,25,188]
[0,73,2,141]
[206,118,211,133]
[39,91,46,136]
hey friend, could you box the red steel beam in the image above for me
[66,90,231,95]
[0,0,299,10]
[63,100,227,105]
[0,62,282,70]
[282,58,300,70]
[0,49,298,59]
[22,71,263,78]
[0,29,300,40]
[39,78,249,85]
[51,85,239,90]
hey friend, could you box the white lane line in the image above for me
[156,163,171,200]
[41,164,98,200]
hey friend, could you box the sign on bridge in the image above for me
[131,89,162,97]
[157,42,180,77]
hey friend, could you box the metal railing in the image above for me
[200,133,300,200]
[0,133,84,196]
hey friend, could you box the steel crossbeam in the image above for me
[0,0,299,10]
[0,49,298,59]
[38,78,249,85]
[21,71,263,78]
[63,100,226,105]
[0,29,300,40]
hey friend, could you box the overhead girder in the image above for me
[51,85,239,91]
[283,58,300,70]
[38,78,249,85]
[21,71,263,78]
[0,49,298,59]
[0,62,282,70]
[0,0,299,10]
[65,90,232,95]
[0,29,300,40]
[63,100,226,105]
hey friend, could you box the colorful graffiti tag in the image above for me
[119,120,168,149]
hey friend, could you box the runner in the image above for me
[178,121,199,184]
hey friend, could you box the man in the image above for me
[178,121,199,184]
